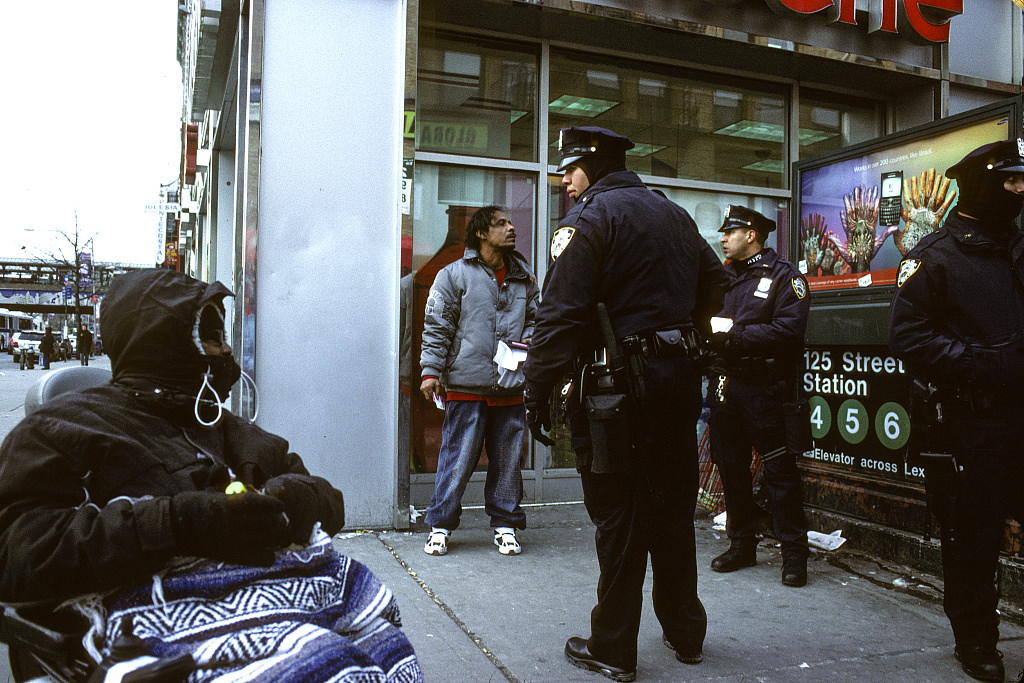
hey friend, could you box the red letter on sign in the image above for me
[902,0,963,43]
[764,0,832,14]
[765,0,855,26]
[867,0,898,34]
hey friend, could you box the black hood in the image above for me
[103,269,233,394]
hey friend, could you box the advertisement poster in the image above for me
[796,115,1013,291]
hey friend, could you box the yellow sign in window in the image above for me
[417,122,489,154]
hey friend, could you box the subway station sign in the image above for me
[801,345,921,482]
[766,0,963,43]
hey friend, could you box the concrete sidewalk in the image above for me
[336,503,1024,683]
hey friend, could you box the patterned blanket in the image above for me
[74,530,422,682]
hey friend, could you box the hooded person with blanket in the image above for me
[0,268,422,682]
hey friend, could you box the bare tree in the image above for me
[19,210,96,330]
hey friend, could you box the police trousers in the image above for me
[926,397,1024,649]
[575,355,708,669]
[708,376,809,559]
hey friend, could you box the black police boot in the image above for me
[781,557,807,587]
[662,634,702,664]
[954,645,1004,682]
[711,542,756,573]
[565,637,636,682]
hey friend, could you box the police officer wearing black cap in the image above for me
[889,138,1024,683]
[524,126,728,682]
[706,205,811,587]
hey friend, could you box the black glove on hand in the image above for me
[171,490,288,566]
[526,395,554,447]
[708,331,732,354]
[264,474,322,544]
[699,349,728,378]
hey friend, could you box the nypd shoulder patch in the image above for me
[551,227,576,260]
[791,276,807,300]
[896,259,921,287]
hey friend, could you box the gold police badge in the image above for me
[896,259,921,287]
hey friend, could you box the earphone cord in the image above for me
[240,369,260,423]
[194,371,224,427]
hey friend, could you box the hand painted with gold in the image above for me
[897,168,955,255]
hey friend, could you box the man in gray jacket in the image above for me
[420,205,539,557]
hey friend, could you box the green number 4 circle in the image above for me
[874,401,911,450]
[808,396,831,440]
[838,399,869,445]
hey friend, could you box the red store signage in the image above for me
[765,0,963,43]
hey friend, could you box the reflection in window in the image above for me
[549,50,787,189]
[404,165,536,475]
[417,32,538,162]
[799,93,881,160]
[547,176,785,266]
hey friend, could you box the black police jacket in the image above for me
[719,248,810,374]
[889,211,1024,390]
[524,170,728,398]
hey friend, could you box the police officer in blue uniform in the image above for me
[889,138,1024,683]
[524,126,728,682]
[706,205,811,587]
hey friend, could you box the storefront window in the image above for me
[549,50,787,189]
[799,92,882,160]
[403,164,536,475]
[417,32,538,162]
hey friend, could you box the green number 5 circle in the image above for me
[838,399,869,445]
[874,402,911,450]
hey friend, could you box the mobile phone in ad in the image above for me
[880,170,903,227]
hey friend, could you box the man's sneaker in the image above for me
[493,527,521,555]
[424,528,449,556]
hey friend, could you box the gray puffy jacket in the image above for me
[420,248,539,396]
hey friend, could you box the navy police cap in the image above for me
[556,126,634,172]
[718,205,776,234]
[947,137,1024,180]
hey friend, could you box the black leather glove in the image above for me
[264,474,322,544]
[698,349,728,378]
[525,395,554,447]
[708,331,732,354]
[171,490,289,566]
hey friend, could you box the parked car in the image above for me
[10,331,43,363]
[11,330,69,363]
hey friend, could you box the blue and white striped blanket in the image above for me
[79,531,422,682]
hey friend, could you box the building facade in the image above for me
[176,0,1023,530]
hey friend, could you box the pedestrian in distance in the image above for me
[419,205,540,557]
[39,326,56,370]
[78,323,93,366]
[705,205,811,587]
[524,126,729,682]
[889,138,1024,683]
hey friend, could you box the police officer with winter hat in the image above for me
[889,138,1024,683]
[705,205,811,587]
[524,126,728,681]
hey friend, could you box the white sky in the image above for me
[0,3,182,265]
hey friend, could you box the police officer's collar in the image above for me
[946,212,1020,248]
[574,170,646,204]
[731,247,776,272]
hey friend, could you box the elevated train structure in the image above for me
[0,258,151,320]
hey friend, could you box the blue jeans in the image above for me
[425,400,526,531]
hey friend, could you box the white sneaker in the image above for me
[493,527,521,555]
[424,528,449,556]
